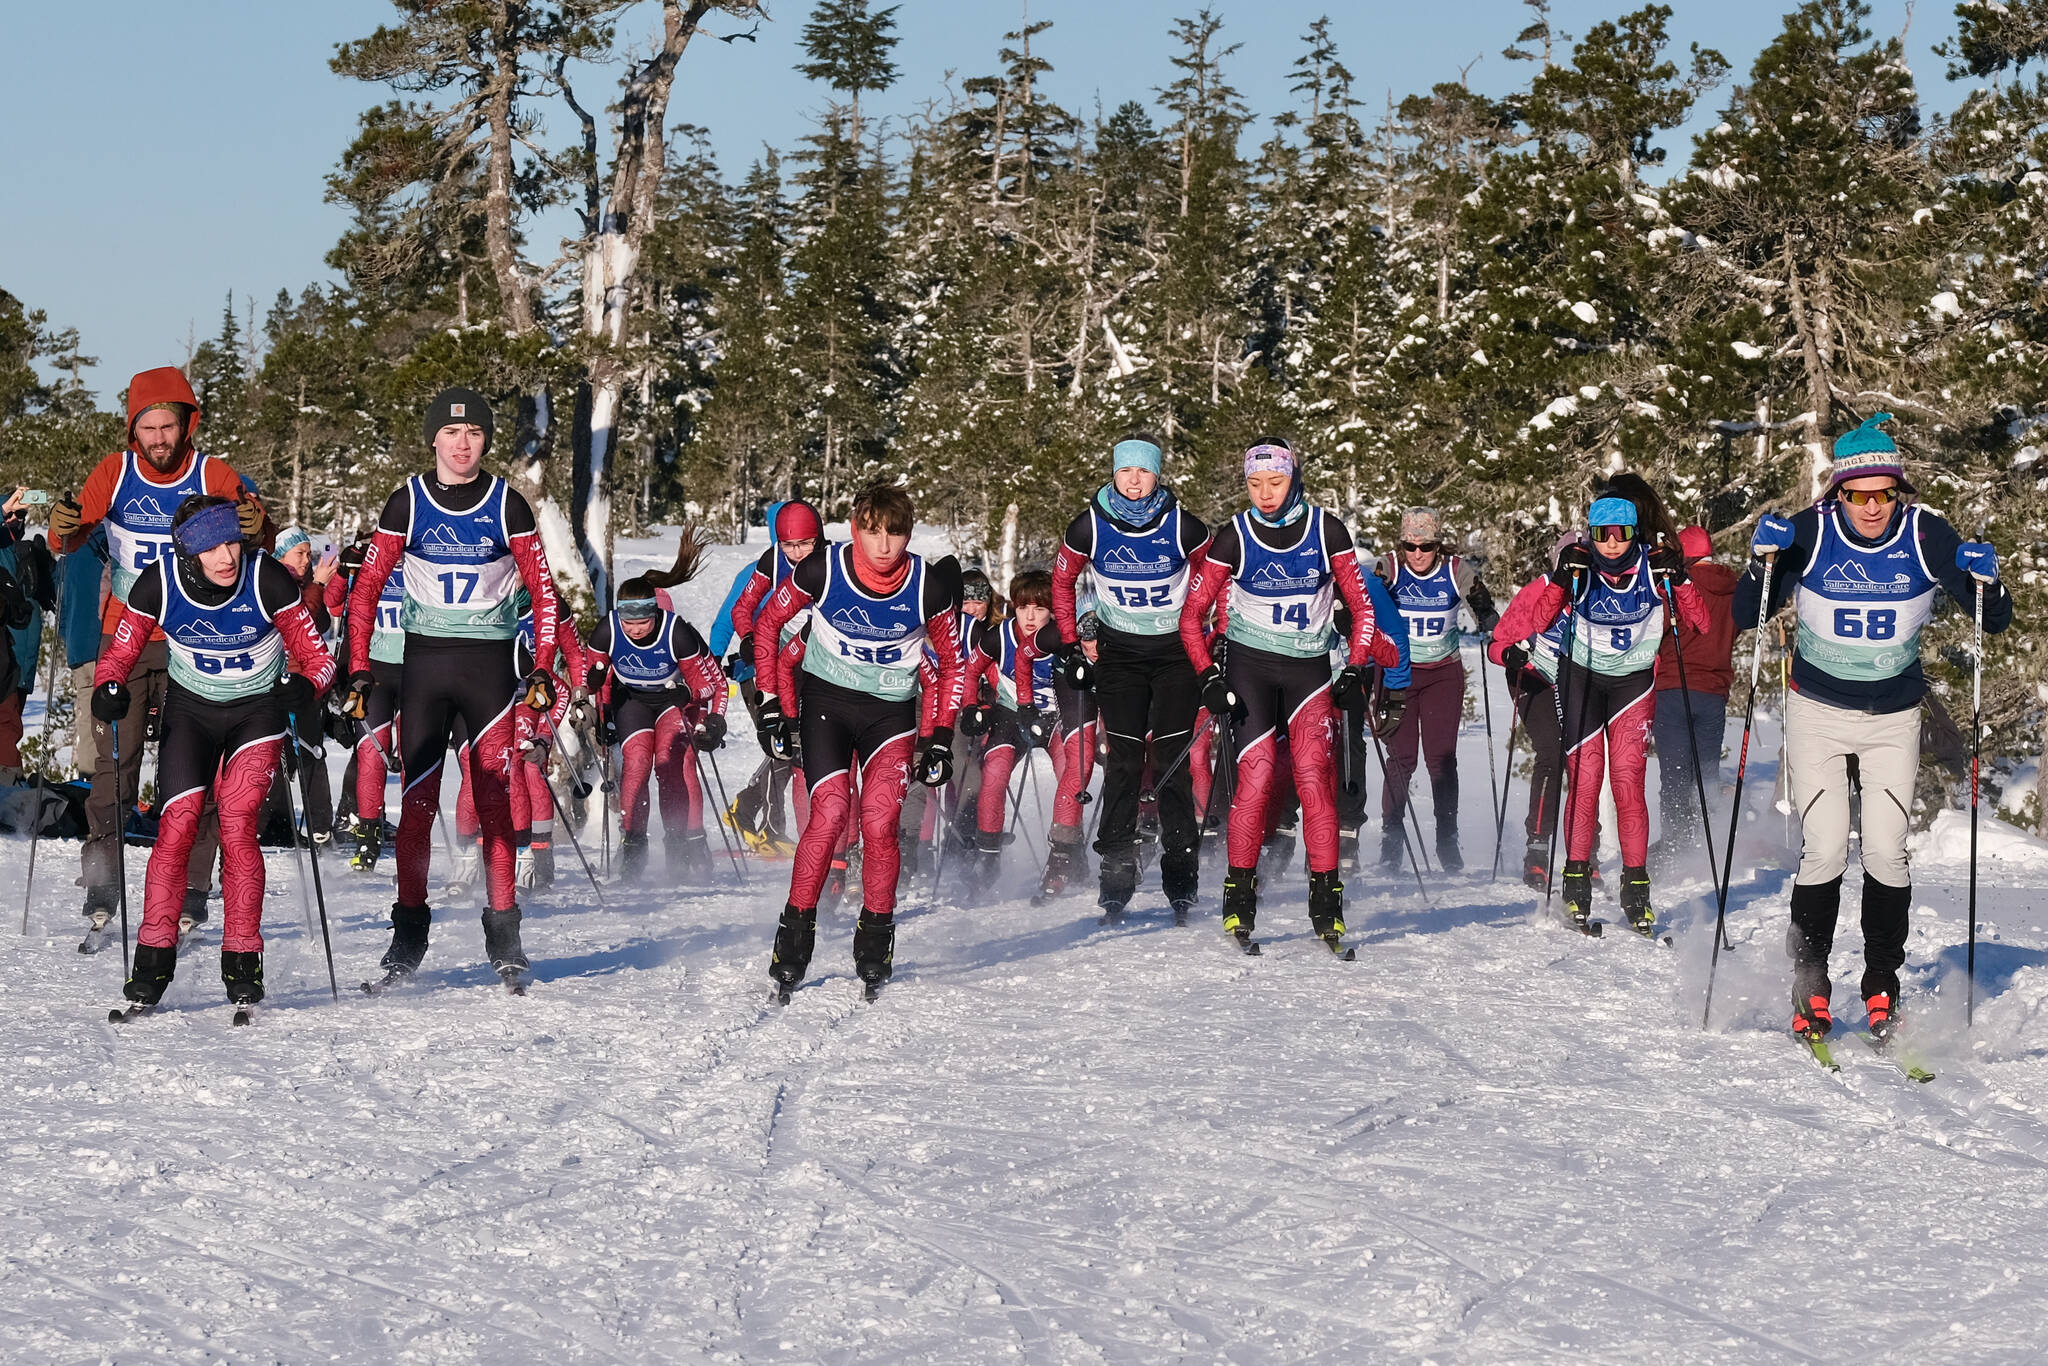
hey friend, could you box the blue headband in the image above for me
[174,502,243,555]
[1112,439,1163,477]
[616,597,661,621]
[1588,497,1638,528]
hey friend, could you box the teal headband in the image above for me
[1112,439,1163,477]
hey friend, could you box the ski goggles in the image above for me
[1838,485,1900,507]
[1590,524,1636,543]
[173,501,243,554]
[615,597,662,621]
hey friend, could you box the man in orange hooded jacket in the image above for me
[49,367,269,943]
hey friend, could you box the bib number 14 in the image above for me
[1269,602,1310,631]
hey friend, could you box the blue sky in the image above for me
[1,0,1945,401]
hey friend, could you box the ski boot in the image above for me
[444,840,482,899]
[373,902,432,985]
[1435,830,1463,876]
[481,906,530,991]
[79,908,115,955]
[178,888,211,943]
[1039,824,1084,901]
[820,852,854,913]
[1792,986,1835,1068]
[115,942,179,1018]
[1560,859,1595,934]
[1337,825,1361,874]
[1308,869,1353,959]
[1097,848,1139,925]
[668,832,712,878]
[768,904,817,1003]
[853,909,895,1000]
[962,830,1002,896]
[1619,865,1655,936]
[619,831,650,883]
[1162,857,1199,928]
[1522,840,1549,891]
[1864,990,1898,1043]
[1378,828,1405,874]
[349,816,382,872]
[222,950,264,1022]
[1221,865,1260,953]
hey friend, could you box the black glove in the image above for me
[1198,665,1238,721]
[600,711,621,747]
[1649,543,1688,587]
[341,670,374,721]
[584,661,608,694]
[1500,643,1530,674]
[1056,641,1093,691]
[1550,544,1593,593]
[275,672,316,714]
[756,695,797,761]
[1331,665,1369,710]
[324,706,361,746]
[736,633,753,667]
[90,680,130,724]
[959,703,992,738]
[521,668,557,712]
[1372,687,1408,739]
[1020,706,1053,748]
[695,712,728,752]
[915,729,955,788]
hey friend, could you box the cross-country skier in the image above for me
[329,535,407,870]
[511,591,589,890]
[1494,481,1708,933]
[1487,536,1577,888]
[1179,438,1400,953]
[752,483,965,1000]
[1375,507,1497,872]
[1050,434,1211,921]
[959,570,1057,890]
[94,495,335,1013]
[49,367,269,943]
[1732,414,2012,1043]
[586,576,727,881]
[341,388,563,989]
[1039,609,1100,899]
[266,527,339,843]
[724,501,823,853]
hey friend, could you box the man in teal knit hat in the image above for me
[1733,413,2013,1051]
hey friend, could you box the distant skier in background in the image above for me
[723,500,824,854]
[1733,414,2012,1045]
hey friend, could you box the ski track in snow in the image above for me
[5,531,2048,1363]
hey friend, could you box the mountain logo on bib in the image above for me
[1820,560,1913,596]
[175,617,260,648]
[120,495,173,529]
[1248,560,1319,592]
[1103,544,1174,575]
[420,523,501,562]
[830,604,905,640]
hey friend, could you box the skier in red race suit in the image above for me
[341,388,563,988]
[1179,437,1400,954]
[751,483,966,999]
[93,495,335,1012]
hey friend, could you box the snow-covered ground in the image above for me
[5,529,2048,1362]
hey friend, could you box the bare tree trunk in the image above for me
[990,90,1008,206]
[483,5,534,335]
[1784,247,1832,498]
[998,502,1020,600]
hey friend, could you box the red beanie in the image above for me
[1679,525,1713,561]
[776,501,823,542]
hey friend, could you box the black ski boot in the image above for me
[619,831,650,883]
[1561,859,1595,933]
[1620,865,1655,936]
[1308,869,1353,959]
[1162,855,1199,928]
[1522,840,1549,891]
[668,832,712,878]
[121,942,179,1009]
[481,906,530,989]
[769,904,817,1003]
[1435,829,1463,875]
[221,950,264,1006]
[349,816,382,872]
[1222,865,1260,953]
[853,909,895,1000]
[178,888,211,942]
[1378,827,1405,874]
[1097,848,1139,923]
[1039,823,1083,901]
[517,839,556,892]
[378,902,432,979]
[1260,819,1298,882]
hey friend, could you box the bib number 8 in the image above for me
[1833,607,1897,640]
[1609,626,1632,651]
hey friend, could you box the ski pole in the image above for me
[1968,572,1984,1027]
[1368,727,1434,907]
[1478,641,1501,846]
[703,749,752,867]
[1704,550,1774,1029]
[1488,675,1524,883]
[284,711,340,1002]
[693,748,748,883]
[1658,577,1726,906]
[1545,580,1590,917]
[110,718,131,977]
[23,571,63,934]
[1144,712,1218,802]
[537,712,607,906]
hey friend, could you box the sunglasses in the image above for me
[1591,524,1636,542]
[1839,486,1900,507]
[1399,540,1440,553]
